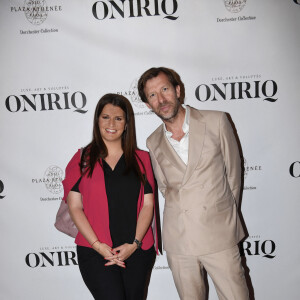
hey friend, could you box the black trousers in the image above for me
[77,245,156,300]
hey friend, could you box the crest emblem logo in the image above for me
[129,79,145,109]
[24,0,48,25]
[44,166,64,194]
[223,0,247,13]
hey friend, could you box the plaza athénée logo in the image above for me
[243,157,262,191]
[217,0,256,23]
[116,79,154,117]
[32,165,64,201]
[10,0,62,34]
[223,0,247,13]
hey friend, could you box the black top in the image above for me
[71,154,152,247]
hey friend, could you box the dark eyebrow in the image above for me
[101,112,124,118]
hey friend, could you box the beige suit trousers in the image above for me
[167,246,249,300]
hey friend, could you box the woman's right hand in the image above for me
[92,241,112,257]
[67,192,125,268]
[92,241,125,268]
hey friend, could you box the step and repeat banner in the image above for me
[1,1,299,299]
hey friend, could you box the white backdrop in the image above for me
[1,0,299,299]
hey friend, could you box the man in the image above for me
[138,67,249,300]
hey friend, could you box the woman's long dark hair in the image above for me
[80,93,146,184]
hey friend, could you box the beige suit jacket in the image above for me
[147,107,245,256]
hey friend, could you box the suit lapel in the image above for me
[156,125,186,174]
[182,107,206,186]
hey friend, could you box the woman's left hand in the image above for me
[104,243,137,266]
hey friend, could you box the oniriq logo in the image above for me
[242,239,276,259]
[289,161,300,178]
[25,251,78,268]
[5,91,88,113]
[0,180,5,199]
[92,0,179,20]
[195,80,278,102]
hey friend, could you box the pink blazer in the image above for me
[62,149,159,253]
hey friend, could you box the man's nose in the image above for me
[157,92,165,103]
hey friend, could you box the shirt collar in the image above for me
[164,105,190,137]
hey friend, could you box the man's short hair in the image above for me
[138,67,181,103]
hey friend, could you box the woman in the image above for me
[62,94,158,299]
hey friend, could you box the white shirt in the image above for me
[164,105,190,165]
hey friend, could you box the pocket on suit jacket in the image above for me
[215,195,234,212]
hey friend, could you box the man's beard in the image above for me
[155,99,180,122]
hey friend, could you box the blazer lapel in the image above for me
[156,125,186,174]
[182,107,206,186]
